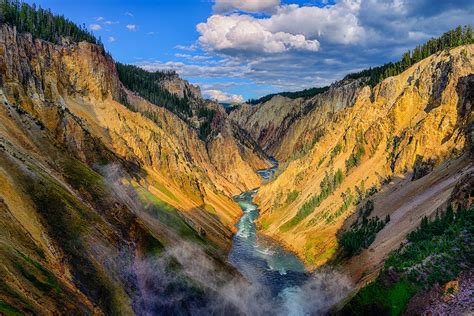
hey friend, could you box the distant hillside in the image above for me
[247,86,329,105]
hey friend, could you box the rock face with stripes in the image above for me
[245,45,473,270]
[0,24,270,314]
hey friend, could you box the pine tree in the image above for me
[344,25,474,86]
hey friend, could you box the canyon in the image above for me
[0,10,473,316]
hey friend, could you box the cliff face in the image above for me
[0,23,269,240]
[0,24,267,314]
[159,72,202,100]
[252,45,473,269]
[230,79,364,161]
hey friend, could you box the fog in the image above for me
[99,164,352,315]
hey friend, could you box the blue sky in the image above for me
[24,0,474,102]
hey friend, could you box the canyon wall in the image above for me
[0,24,268,314]
[245,45,473,270]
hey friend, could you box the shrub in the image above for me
[281,169,344,230]
[344,205,473,315]
[286,190,300,204]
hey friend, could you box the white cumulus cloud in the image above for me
[262,2,364,45]
[203,89,245,103]
[197,1,366,55]
[89,24,102,31]
[108,36,116,43]
[126,24,137,31]
[197,14,320,54]
[213,0,280,14]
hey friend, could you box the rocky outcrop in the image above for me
[159,72,202,100]
[252,45,474,269]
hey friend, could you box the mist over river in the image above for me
[227,160,351,315]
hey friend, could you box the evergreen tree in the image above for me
[0,0,100,45]
[344,25,474,86]
[116,63,193,117]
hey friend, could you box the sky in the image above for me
[24,0,474,102]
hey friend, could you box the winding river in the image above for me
[228,158,310,303]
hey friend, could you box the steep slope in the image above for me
[252,45,473,269]
[230,79,363,162]
[0,24,271,248]
[0,23,270,314]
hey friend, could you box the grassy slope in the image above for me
[341,205,473,315]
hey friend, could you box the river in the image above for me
[228,158,310,306]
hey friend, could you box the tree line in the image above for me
[345,25,474,86]
[0,0,100,45]
[116,63,193,117]
[247,86,329,105]
[250,25,473,106]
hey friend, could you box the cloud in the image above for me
[126,24,138,31]
[203,89,245,103]
[190,0,474,97]
[104,20,118,25]
[96,16,105,22]
[136,59,249,79]
[213,0,281,14]
[262,2,365,45]
[175,44,198,51]
[108,36,116,43]
[125,11,134,17]
[200,82,243,90]
[197,14,320,54]
[197,1,368,56]
[175,53,212,61]
[89,23,102,31]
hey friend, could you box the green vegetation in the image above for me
[339,199,388,256]
[0,0,100,45]
[343,206,473,315]
[25,175,116,313]
[345,144,365,172]
[345,131,367,173]
[13,251,61,294]
[281,168,344,231]
[154,181,179,202]
[344,25,474,87]
[327,188,354,223]
[0,300,22,316]
[330,143,342,161]
[247,86,329,105]
[134,185,203,242]
[342,278,417,316]
[116,63,193,117]
[411,155,435,181]
[317,156,326,167]
[197,107,216,140]
[339,215,387,257]
[62,159,106,202]
[285,190,300,204]
[386,206,473,286]
[117,64,217,140]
